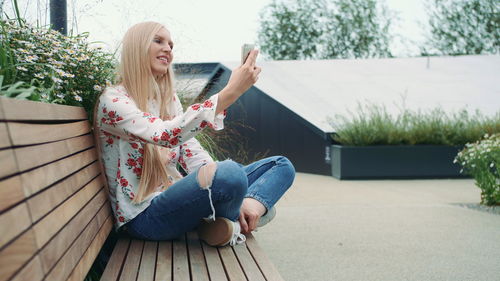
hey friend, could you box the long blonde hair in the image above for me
[95,21,175,204]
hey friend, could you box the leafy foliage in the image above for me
[0,19,117,119]
[422,0,500,55]
[329,101,500,146]
[258,0,394,60]
[455,134,500,205]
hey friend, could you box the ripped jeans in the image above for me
[125,156,295,240]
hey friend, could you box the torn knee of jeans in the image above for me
[198,162,217,189]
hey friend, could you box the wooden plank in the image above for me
[0,229,38,281]
[21,148,97,197]
[32,175,103,249]
[0,97,87,121]
[233,244,265,281]
[119,239,144,281]
[172,234,190,281]
[44,207,111,281]
[14,134,94,172]
[0,175,24,213]
[218,246,247,281]
[9,255,44,281]
[201,242,228,281]
[100,238,131,281]
[245,234,284,281]
[8,120,90,146]
[27,162,101,222]
[0,149,18,179]
[137,241,158,281]
[155,241,172,281]
[38,190,109,273]
[67,217,113,281]
[186,232,209,281]
[0,203,32,249]
[0,98,5,119]
[0,123,10,149]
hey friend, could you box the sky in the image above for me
[4,0,429,62]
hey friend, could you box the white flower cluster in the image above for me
[3,20,116,104]
[455,133,500,173]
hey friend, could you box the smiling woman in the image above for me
[93,21,294,247]
[149,28,174,77]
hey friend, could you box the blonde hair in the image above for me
[95,21,175,204]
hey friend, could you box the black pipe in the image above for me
[50,0,67,35]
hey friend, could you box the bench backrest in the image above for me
[0,97,112,281]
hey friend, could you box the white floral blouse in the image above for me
[96,85,225,229]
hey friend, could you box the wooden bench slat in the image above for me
[67,216,114,281]
[44,205,112,280]
[0,123,10,149]
[0,229,38,281]
[39,189,109,273]
[233,244,266,281]
[201,242,228,281]
[14,134,94,172]
[218,246,247,281]
[137,241,158,281]
[155,241,173,281]
[119,240,144,281]
[0,149,18,179]
[173,234,190,281]
[100,238,131,281]
[0,175,24,213]
[7,120,90,146]
[0,97,88,121]
[10,255,44,281]
[21,148,97,197]
[186,232,209,281]
[33,174,104,249]
[245,234,284,281]
[27,162,102,222]
[0,203,32,249]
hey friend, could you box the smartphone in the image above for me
[241,44,255,65]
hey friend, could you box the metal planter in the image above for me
[331,144,466,179]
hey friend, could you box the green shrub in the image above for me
[329,101,500,146]
[455,134,500,206]
[0,19,117,119]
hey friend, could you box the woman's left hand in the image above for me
[238,198,266,234]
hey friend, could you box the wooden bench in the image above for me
[0,97,284,281]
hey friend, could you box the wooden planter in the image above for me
[331,144,466,179]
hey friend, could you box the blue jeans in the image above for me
[125,156,295,240]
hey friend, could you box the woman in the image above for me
[95,21,295,246]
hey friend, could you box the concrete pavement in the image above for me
[253,173,500,281]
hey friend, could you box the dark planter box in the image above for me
[331,145,466,179]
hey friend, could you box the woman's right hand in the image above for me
[216,49,261,114]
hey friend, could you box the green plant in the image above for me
[455,134,500,206]
[0,19,117,119]
[258,0,394,60]
[328,101,500,146]
[421,0,499,56]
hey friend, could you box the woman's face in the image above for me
[149,27,174,77]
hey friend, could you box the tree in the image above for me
[422,0,499,55]
[257,0,394,60]
[257,0,326,60]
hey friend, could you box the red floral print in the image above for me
[172,128,181,136]
[191,104,200,110]
[170,137,179,146]
[106,138,114,145]
[203,100,213,108]
[161,132,170,141]
[120,178,128,187]
[200,121,208,128]
[131,143,138,149]
[127,158,136,167]
[119,216,125,222]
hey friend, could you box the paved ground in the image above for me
[253,173,500,281]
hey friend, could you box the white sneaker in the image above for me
[257,206,276,228]
[197,217,246,247]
